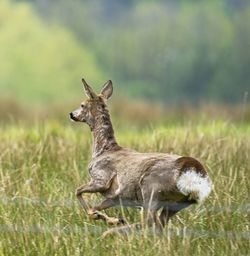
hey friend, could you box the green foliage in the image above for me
[0,0,104,104]
[0,0,249,105]
[31,0,250,104]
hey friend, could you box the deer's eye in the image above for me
[81,104,85,108]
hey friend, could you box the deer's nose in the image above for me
[69,112,78,122]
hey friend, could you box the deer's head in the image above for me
[69,79,113,129]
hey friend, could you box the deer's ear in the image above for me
[82,78,97,99]
[100,80,113,99]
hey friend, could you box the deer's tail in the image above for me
[175,157,212,203]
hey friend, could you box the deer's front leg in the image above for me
[76,180,123,224]
[92,198,126,225]
[75,180,109,212]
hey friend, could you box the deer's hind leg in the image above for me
[159,200,196,229]
[141,190,162,232]
[158,208,178,231]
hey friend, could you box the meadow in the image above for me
[1,0,250,255]
[0,111,249,255]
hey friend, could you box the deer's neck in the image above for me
[91,109,120,158]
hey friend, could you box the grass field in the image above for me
[0,120,249,255]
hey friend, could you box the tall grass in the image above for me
[0,120,249,255]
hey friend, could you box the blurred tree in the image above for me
[0,0,104,104]
[3,0,250,104]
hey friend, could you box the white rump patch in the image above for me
[177,170,212,203]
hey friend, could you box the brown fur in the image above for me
[70,79,212,235]
[176,156,207,177]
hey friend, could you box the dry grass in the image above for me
[0,120,249,255]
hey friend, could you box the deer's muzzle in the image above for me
[69,112,78,122]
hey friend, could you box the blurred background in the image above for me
[0,0,249,125]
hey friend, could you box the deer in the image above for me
[70,78,212,236]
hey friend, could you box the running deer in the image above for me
[70,79,212,234]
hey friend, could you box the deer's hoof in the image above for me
[88,210,102,220]
[118,218,126,225]
[107,217,126,226]
[91,212,101,220]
